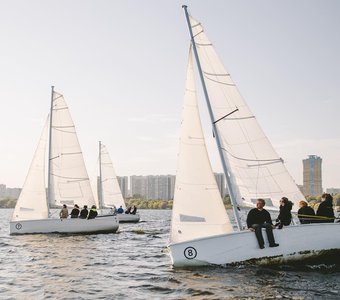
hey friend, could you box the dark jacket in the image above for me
[70,208,80,218]
[131,207,137,215]
[247,208,273,228]
[79,208,88,219]
[316,200,334,223]
[298,206,316,224]
[87,208,98,220]
[276,202,292,226]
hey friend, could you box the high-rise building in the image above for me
[130,175,176,200]
[117,176,129,199]
[303,155,322,196]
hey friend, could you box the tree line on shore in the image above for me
[1,195,340,210]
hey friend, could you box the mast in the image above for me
[182,5,242,231]
[47,85,54,215]
[98,141,104,209]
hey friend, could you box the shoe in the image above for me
[259,245,265,249]
[269,243,279,247]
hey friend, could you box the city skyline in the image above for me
[0,1,339,189]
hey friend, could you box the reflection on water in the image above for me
[0,209,339,299]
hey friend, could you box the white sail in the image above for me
[49,91,95,208]
[170,49,234,244]
[99,143,126,209]
[12,118,49,221]
[188,15,305,212]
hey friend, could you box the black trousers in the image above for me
[252,223,276,247]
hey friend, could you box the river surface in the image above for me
[0,209,339,299]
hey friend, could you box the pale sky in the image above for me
[0,0,339,189]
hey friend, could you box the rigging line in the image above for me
[224,116,255,121]
[221,147,282,163]
[191,21,201,28]
[53,94,63,101]
[53,107,68,111]
[193,30,204,38]
[53,125,75,129]
[203,71,231,77]
[59,151,82,156]
[196,42,212,46]
[247,160,283,167]
[213,108,239,124]
[53,128,76,134]
[50,173,89,181]
[204,75,236,86]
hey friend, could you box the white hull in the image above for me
[10,215,119,235]
[117,213,140,223]
[169,223,340,267]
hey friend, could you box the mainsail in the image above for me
[49,91,95,208]
[98,143,126,209]
[170,49,233,244]
[188,15,305,212]
[12,119,49,221]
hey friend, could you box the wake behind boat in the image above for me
[10,87,119,235]
[168,6,340,267]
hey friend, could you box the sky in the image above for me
[0,0,339,189]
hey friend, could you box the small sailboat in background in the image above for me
[10,87,119,234]
[97,141,140,223]
[168,6,340,267]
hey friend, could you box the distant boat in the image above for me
[168,6,340,267]
[10,87,119,234]
[97,141,140,223]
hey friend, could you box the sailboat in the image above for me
[168,6,340,267]
[97,141,140,223]
[10,87,119,235]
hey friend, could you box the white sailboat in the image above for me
[97,142,140,223]
[168,6,340,267]
[10,87,119,235]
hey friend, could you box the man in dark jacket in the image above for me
[87,205,98,220]
[316,193,335,223]
[70,204,80,218]
[79,205,88,219]
[298,200,315,224]
[247,198,279,249]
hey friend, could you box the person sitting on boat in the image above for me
[117,206,124,214]
[59,204,69,219]
[79,205,88,219]
[70,204,80,218]
[275,197,293,229]
[247,198,279,249]
[125,206,132,214]
[109,205,117,215]
[298,200,316,224]
[131,205,137,215]
[316,193,335,223]
[87,205,98,219]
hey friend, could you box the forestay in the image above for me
[170,50,233,244]
[99,143,126,209]
[188,15,304,211]
[12,119,49,221]
[49,91,95,208]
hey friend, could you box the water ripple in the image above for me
[1,209,339,299]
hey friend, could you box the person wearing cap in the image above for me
[70,204,80,218]
[275,197,293,229]
[87,205,98,220]
[59,204,69,219]
[79,205,89,219]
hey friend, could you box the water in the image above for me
[0,209,339,299]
